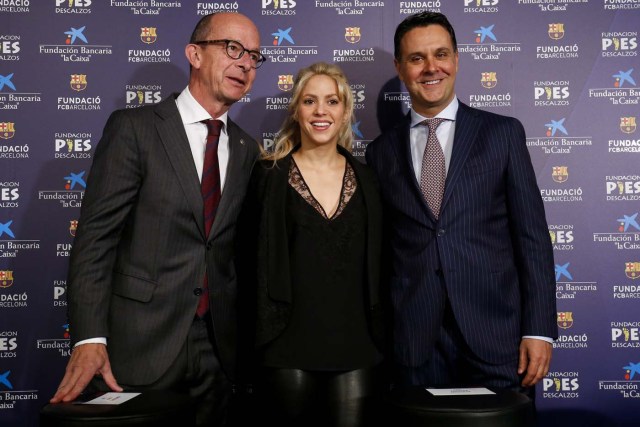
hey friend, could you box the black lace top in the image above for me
[260,157,382,370]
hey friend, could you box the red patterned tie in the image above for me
[420,118,446,219]
[198,119,223,317]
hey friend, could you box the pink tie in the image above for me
[420,118,446,219]
[198,119,222,317]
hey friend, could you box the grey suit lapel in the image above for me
[209,119,250,241]
[154,96,206,239]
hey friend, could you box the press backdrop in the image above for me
[1,1,639,426]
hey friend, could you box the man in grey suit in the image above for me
[366,12,557,394]
[50,12,264,425]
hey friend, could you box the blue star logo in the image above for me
[623,361,640,380]
[618,213,640,232]
[64,171,87,190]
[0,221,15,239]
[64,26,88,45]
[474,25,497,43]
[555,263,572,281]
[271,27,294,46]
[613,69,635,87]
[352,121,364,139]
[0,371,13,390]
[0,73,16,91]
[545,118,568,137]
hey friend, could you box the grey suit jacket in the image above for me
[67,94,259,384]
[366,101,556,367]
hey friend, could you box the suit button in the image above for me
[206,242,213,250]
[194,288,203,296]
[437,228,446,237]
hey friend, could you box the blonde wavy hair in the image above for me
[263,62,355,161]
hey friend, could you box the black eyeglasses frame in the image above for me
[193,39,267,69]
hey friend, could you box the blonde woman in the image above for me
[236,62,387,426]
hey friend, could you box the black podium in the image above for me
[385,386,535,427]
[40,391,196,427]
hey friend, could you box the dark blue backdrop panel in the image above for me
[1,2,639,426]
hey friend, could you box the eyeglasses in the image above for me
[193,39,267,69]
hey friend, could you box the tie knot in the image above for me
[422,118,445,131]
[202,119,223,137]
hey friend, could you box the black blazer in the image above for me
[236,146,387,363]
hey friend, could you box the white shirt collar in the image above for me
[410,97,459,127]
[176,86,228,130]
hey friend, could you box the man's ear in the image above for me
[185,44,200,69]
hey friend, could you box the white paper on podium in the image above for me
[81,392,141,405]
[426,387,495,396]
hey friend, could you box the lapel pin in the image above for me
[240,139,245,145]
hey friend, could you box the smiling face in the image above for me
[186,13,260,114]
[296,74,348,149]
[395,24,459,117]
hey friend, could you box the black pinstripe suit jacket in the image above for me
[67,95,259,384]
[365,101,557,368]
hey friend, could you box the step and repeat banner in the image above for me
[1,1,639,426]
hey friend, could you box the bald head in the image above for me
[190,12,259,44]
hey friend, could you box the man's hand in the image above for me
[50,343,122,403]
[518,338,552,387]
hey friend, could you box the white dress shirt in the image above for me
[175,86,230,190]
[409,97,458,183]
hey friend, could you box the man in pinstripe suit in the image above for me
[50,13,263,426]
[366,12,557,394]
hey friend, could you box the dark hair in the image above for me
[189,13,216,43]
[393,11,457,60]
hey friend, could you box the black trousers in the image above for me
[89,315,232,427]
[254,365,385,427]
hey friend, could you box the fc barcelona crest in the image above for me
[548,23,565,40]
[0,122,15,139]
[625,262,640,279]
[620,117,636,134]
[557,312,573,329]
[345,27,361,44]
[0,270,14,288]
[552,166,568,183]
[141,27,157,44]
[70,74,87,91]
[70,220,78,237]
[278,74,294,92]
[481,72,497,89]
